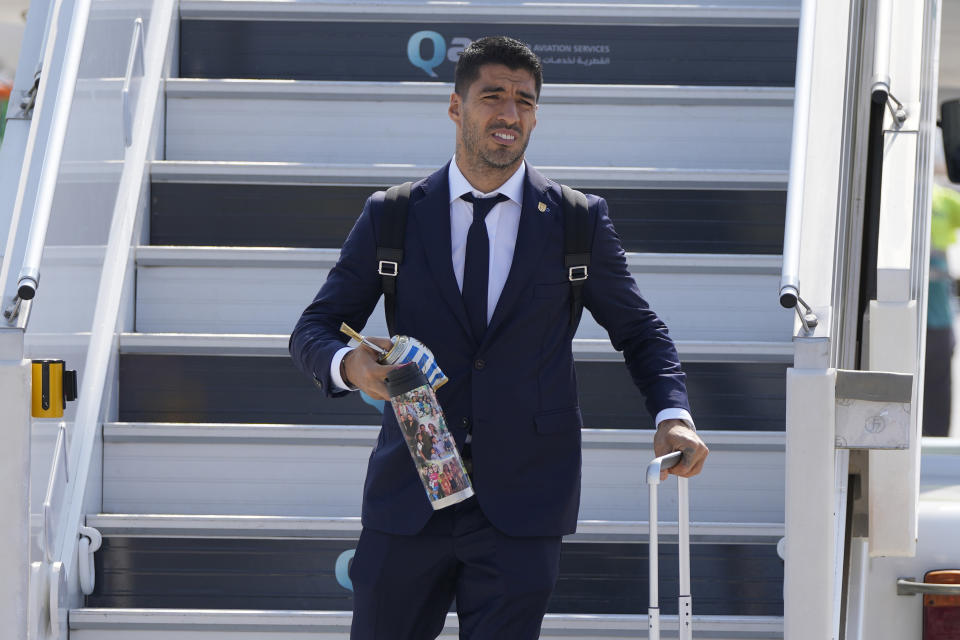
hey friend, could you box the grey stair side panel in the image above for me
[150,182,787,254]
[87,537,783,616]
[102,431,784,522]
[27,246,105,333]
[179,21,797,86]
[117,355,787,430]
[134,262,793,341]
[165,95,792,169]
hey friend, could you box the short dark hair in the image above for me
[454,36,543,100]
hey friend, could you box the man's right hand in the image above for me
[342,337,396,400]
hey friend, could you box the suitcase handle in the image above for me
[647,451,692,640]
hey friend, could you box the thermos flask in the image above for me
[386,362,473,509]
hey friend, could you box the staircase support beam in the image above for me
[785,366,837,640]
[0,355,32,638]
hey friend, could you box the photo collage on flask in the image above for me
[394,385,473,509]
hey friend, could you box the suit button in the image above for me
[474,359,485,370]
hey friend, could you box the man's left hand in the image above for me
[653,419,709,481]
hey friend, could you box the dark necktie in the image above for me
[460,192,508,342]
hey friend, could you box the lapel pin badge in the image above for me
[537,201,547,213]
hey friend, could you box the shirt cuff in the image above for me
[655,408,695,431]
[330,346,357,392]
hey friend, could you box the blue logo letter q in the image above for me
[407,31,446,78]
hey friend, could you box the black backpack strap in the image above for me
[560,184,592,330]
[377,182,412,336]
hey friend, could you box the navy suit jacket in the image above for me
[289,163,690,537]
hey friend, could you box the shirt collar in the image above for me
[448,157,526,206]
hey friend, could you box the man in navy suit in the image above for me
[290,36,708,640]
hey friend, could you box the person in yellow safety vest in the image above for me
[924,184,960,437]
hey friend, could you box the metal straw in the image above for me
[340,323,388,356]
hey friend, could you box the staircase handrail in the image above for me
[0,0,97,326]
[33,0,178,629]
[778,0,819,332]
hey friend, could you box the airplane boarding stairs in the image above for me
[8,0,807,637]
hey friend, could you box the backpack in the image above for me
[376,182,593,336]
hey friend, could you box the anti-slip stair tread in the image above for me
[133,246,786,269]
[69,607,785,638]
[150,160,789,190]
[118,332,794,362]
[86,513,784,540]
[179,0,800,24]
[135,246,784,270]
[103,422,786,450]
[165,79,795,104]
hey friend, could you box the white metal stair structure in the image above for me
[0,0,819,638]
[0,0,946,637]
[776,0,942,637]
[69,0,798,635]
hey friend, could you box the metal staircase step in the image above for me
[149,164,788,254]
[133,246,793,341]
[80,515,784,617]
[115,334,790,429]
[118,332,794,362]
[165,80,793,169]
[86,513,784,542]
[102,423,786,523]
[180,0,800,25]
[166,80,794,104]
[150,160,789,190]
[69,608,785,639]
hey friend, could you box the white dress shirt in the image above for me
[329,158,694,430]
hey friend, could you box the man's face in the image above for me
[449,64,538,171]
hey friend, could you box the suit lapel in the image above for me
[412,163,474,340]
[482,165,554,346]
